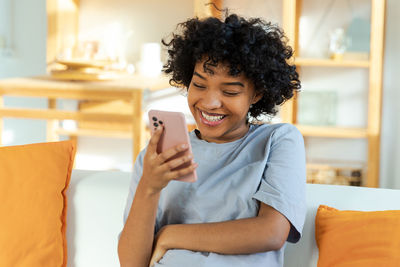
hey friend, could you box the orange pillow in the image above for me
[0,140,76,267]
[315,205,400,267]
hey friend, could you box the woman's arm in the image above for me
[155,202,290,256]
[118,126,198,267]
[118,182,160,267]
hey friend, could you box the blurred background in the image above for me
[0,0,399,189]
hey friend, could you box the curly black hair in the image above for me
[162,13,301,119]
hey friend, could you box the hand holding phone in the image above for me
[148,110,197,182]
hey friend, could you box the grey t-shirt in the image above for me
[122,123,306,267]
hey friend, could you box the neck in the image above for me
[195,123,251,144]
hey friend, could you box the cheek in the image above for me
[187,91,197,113]
[187,87,199,105]
[231,97,252,114]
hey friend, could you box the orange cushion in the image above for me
[315,205,400,267]
[0,140,76,267]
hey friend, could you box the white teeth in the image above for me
[201,111,224,122]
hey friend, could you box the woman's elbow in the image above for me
[259,220,291,251]
[262,233,287,251]
[273,233,288,250]
[272,224,291,250]
[257,203,291,251]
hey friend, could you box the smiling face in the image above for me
[187,60,262,143]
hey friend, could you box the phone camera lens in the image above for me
[159,121,163,125]
[153,122,159,127]
[152,116,157,121]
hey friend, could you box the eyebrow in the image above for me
[193,71,206,80]
[193,71,245,87]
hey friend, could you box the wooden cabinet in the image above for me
[280,0,386,187]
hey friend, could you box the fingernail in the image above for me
[188,154,193,159]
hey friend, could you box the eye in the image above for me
[223,91,240,96]
[193,82,206,89]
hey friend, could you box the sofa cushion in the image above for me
[0,140,76,267]
[66,169,131,267]
[315,205,400,267]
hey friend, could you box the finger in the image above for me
[147,126,163,155]
[157,143,189,164]
[149,256,155,267]
[165,162,198,180]
[149,248,164,267]
[161,154,193,172]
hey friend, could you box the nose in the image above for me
[201,89,222,109]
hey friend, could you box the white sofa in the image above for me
[67,169,400,267]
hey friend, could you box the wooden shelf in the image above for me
[294,58,370,68]
[295,125,368,139]
[281,0,385,187]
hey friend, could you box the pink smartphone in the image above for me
[148,109,197,182]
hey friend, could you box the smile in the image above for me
[199,110,226,126]
[201,111,224,121]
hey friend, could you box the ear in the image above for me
[251,92,263,105]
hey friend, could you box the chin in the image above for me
[197,126,226,140]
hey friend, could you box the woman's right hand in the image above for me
[141,126,198,195]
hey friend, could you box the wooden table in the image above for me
[0,74,170,161]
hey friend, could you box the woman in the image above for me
[118,13,306,267]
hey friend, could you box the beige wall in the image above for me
[224,0,282,25]
[78,0,194,64]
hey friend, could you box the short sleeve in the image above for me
[252,124,306,243]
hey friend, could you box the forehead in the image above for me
[194,60,246,80]
[193,60,256,93]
